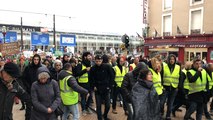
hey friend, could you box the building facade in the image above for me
[144,0,213,63]
[0,24,141,54]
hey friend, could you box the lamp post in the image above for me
[2,26,6,43]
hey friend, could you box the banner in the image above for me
[0,31,17,43]
[0,42,20,56]
[60,34,76,46]
[31,32,49,45]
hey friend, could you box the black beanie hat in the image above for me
[3,62,21,78]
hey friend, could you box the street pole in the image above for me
[53,14,56,50]
[21,17,23,51]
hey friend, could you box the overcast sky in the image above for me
[0,0,143,35]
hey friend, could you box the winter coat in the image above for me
[31,67,61,120]
[132,80,161,120]
[122,62,148,103]
[0,79,31,120]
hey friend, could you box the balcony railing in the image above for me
[163,32,170,36]
[191,29,201,35]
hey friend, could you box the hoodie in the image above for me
[23,54,43,94]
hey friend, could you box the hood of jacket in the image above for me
[132,62,148,77]
[31,54,42,68]
[36,66,52,83]
[58,70,72,80]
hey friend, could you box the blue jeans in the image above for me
[160,87,177,118]
[184,101,203,120]
[80,91,92,111]
[62,104,79,120]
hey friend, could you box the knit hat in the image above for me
[3,62,20,78]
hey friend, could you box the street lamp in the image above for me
[1,26,6,43]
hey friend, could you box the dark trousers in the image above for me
[112,86,127,111]
[79,83,92,111]
[160,87,177,118]
[80,91,92,111]
[184,101,204,120]
[95,91,110,120]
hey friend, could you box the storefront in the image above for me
[144,34,213,63]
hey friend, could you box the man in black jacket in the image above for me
[121,62,148,120]
[22,54,43,120]
[89,55,115,120]
[0,62,31,120]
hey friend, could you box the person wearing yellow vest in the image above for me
[208,64,213,113]
[172,61,193,119]
[75,51,93,115]
[112,57,128,115]
[160,54,181,120]
[184,57,208,120]
[202,63,213,120]
[59,63,89,120]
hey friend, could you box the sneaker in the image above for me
[112,109,118,114]
[120,101,123,107]
[86,108,93,114]
[19,106,25,111]
[82,110,87,116]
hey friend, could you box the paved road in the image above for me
[13,102,209,120]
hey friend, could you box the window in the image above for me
[190,9,202,34]
[162,14,172,36]
[190,0,203,6]
[163,0,172,10]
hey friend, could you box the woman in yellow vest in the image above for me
[147,57,164,118]
[112,57,128,115]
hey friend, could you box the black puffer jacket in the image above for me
[0,79,30,120]
[132,80,161,120]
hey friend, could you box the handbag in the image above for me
[55,106,64,116]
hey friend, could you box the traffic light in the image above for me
[121,34,130,49]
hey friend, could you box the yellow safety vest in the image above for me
[114,66,127,87]
[163,64,180,88]
[188,69,207,94]
[78,65,89,83]
[149,68,163,95]
[207,72,213,90]
[59,75,78,105]
[182,69,190,90]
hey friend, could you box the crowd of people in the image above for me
[0,49,213,120]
